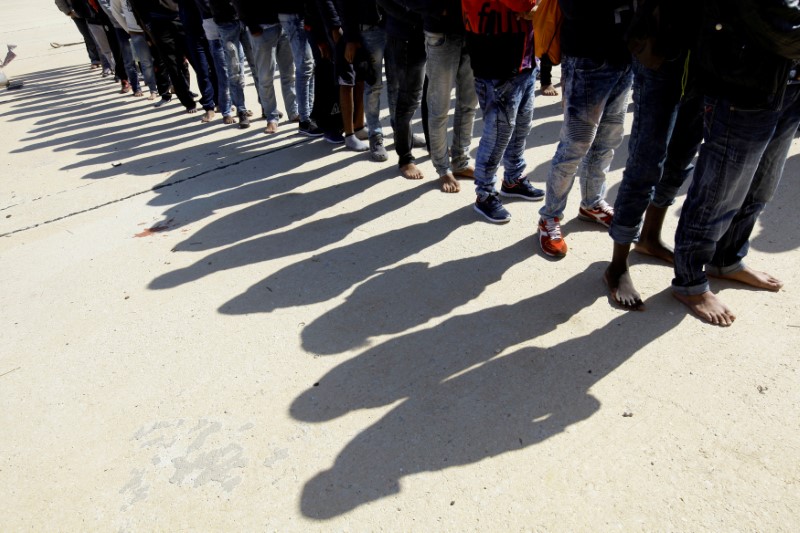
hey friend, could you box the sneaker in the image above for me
[345,134,368,152]
[153,96,171,108]
[354,126,369,141]
[298,119,324,137]
[474,194,511,224]
[369,133,388,162]
[120,80,132,93]
[290,114,301,123]
[238,111,251,129]
[499,177,545,201]
[538,217,568,257]
[324,131,345,144]
[577,199,614,228]
[102,67,113,78]
[412,133,426,149]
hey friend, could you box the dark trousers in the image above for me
[148,15,195,108]
[72,17,100,64]
[385,34,427,166]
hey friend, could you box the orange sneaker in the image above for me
[538,217,568,257]
[578,199,614,228]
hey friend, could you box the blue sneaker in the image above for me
[499,177,545,201]
[474,193,511,223]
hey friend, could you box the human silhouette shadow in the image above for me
[292,274,682,519]
[301,236,532,355]
[149,180,437,293]
[167,164,397,252]
[214,207,473,315]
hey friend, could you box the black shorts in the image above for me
[335,38,376,86]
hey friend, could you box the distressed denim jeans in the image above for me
[424,31,477,177]
[473,68,536,198]
[217,21,251,113]
[539,56,633,220]
[610,56,701,244]
[128,33,158,94]
[672,84,800,295]
[279,13,315,122]
[250,23,296,122]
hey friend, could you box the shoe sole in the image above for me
[473,204,511,224]
[538,236,567,257]
[499,189,544,201]
[577,212,611,228]
[324,138,345,144]
[298,130,324,137]
[370,152,388,162]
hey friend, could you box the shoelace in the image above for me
[595,201,613,216]
[542,219,562,240]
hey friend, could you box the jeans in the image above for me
[87,22,115,71]
[178,4,216,111]
[250,24,296,122]
[385,34,426,166]
[128,32,157,93]
[73,17,100,64]
[113,27,139,91]
[672,84,800,295]
[361,26,387,137]
[424,31,477,176]
[208,37,232,116]
[539,56,633,220]
[473,68,537,198]
[610,56,701,244]
[279,13,314,122]
[217,21,251,113]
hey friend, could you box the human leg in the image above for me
[275,30,298,120]
[386,34,426,177]
[249,24,282,126]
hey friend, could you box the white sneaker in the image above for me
[354,127,369,141]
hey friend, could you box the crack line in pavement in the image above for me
[0,137,313,238]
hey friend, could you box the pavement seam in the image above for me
[0,137,313,238]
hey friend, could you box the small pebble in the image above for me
[622,411,633,417]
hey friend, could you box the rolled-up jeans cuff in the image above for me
[608,222,640,245]
[672,279,710,296]
[705,262,745,277]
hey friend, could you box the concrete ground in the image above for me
[2,2,799,531]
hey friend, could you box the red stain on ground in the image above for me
[135,218,175,238]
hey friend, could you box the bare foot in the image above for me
[264,121,278,134]
[541,84,558,96]
[604,266,644,310]
[672,291,736,326]
[453,167,474,180]
[201,110,215,123]
[400,163,424,180]
[633,238,674,263]
[186,107,198,114]
[439,172,460,193]
[223,115,236,125]
[710,266,784,291]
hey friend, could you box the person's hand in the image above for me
[331,27,342,44]
[318,42,331,60]
[344,41,360,63]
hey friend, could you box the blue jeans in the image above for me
[610,56,697,244]
[114,27,140,92]
[279,13,314,122]
[250,24,296,122]
[424,31,477,176]
[473,68,537,198]
[128,32,157,93]
[672,84,800,295]
[385,34,426,166]
[360,26,387,137]
[217,21,251,113]
[539,56,633,220]
[208,37,232,117]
